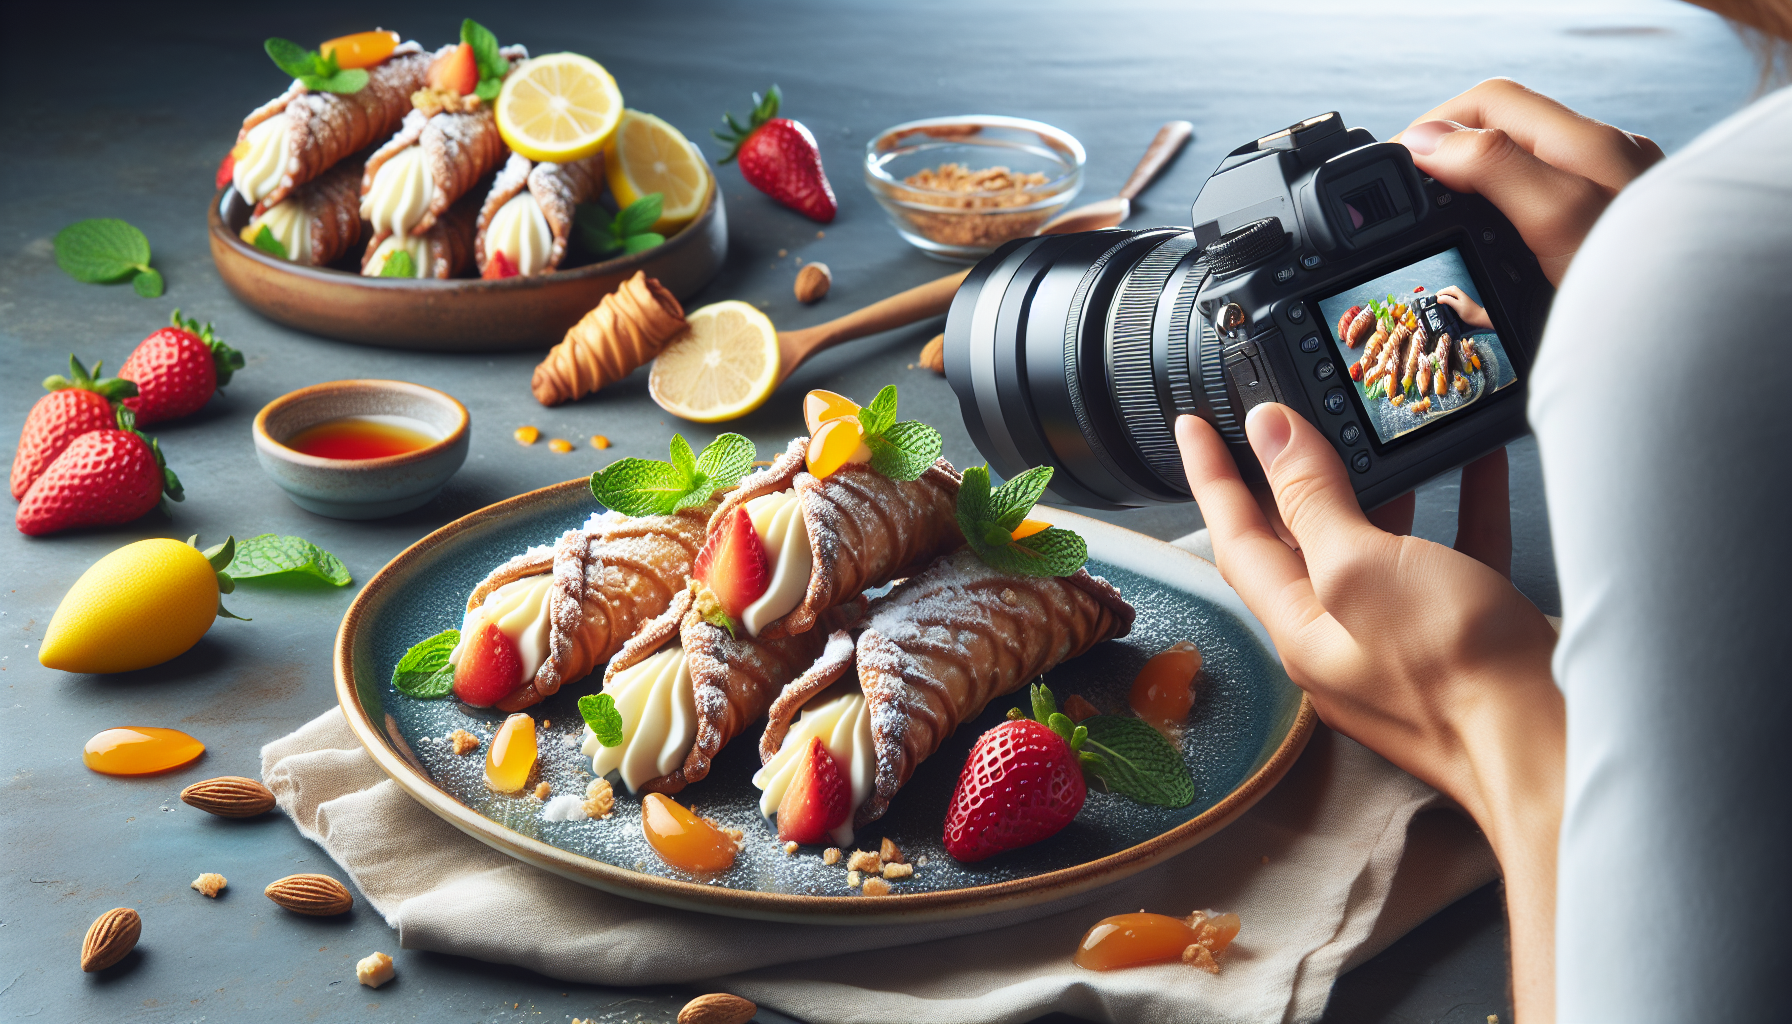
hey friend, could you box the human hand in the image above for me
[1396,78,1663,286]
[1435,285,1493,330]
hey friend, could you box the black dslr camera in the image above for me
[943,112,1552,510]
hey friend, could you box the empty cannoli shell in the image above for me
[476,151,606,275]
[762,549,1135,828]
[706,437,964,641]
[530,272,688,406]
[237,45,433,213]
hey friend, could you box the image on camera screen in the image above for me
[1317,247,1518,445]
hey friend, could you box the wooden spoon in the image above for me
[1038,120,1194,233]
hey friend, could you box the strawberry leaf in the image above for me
[578,693,624,747]
[713,84,783,163]
[1080,716,1195,808]
[392,629,460,699]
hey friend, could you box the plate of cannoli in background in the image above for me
[207,22,727,351]
[334,386,1315,923]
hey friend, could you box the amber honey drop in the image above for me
[83,727,205,775]
[484,713,537,793]
[284,416,436,460]
[1074,910,1240,971]
[641,793,738,873]
[1128,640,1203,735]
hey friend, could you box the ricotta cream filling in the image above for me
[251,198,310,264]
[740,488,812,637]
[363,231,431,278]
[361,144,434,238]
[580,644,697,794]
[752,688,875,847]
[485,190,553,276]
[447,573,553,687]
[233,115,290,205]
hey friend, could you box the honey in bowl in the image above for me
[83,726,205,775]
[283,415,438,460]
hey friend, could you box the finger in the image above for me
[1366,492,1415,536]
[1454,447,1512,578]
[1401,122,1610,286]
[1400,77,1661,191]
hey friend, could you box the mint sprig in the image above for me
[462,19,509,102]
[578,693,624,747]
[379,249,416,278]
[1079,714,1196,808]
[575,193,666,257]
[251,224,289,260]
[264,37,368,94]
[956,465,1086,577]
[392,629,459,699]
[168,309,245,388]
[590,433,755,517]
[850,385,942,481]
[225,534,351,586]
[53,219,162,297]
[43,354,138,403]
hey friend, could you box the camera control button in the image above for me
[1301,254,1322,269]
[1500,260,1522,284]
[1481,228,1496,243]
[1324,388,1347,414]
[1352,451,1372,474]
[1340,422,1362,445]
[1285,303,1306,323]
[1435,192,1454,207]
[1275,264,1297,284]
[1313,360,1335,381]
[1300,334,1321,353]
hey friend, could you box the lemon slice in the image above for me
[495,53,623,163]
[649,301,780,422]
[604,110,712,234]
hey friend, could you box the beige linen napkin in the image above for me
[261,704,1495,1024]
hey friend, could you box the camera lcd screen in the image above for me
[1317,247,1518,445]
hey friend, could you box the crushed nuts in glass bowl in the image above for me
[864,115,1084,262]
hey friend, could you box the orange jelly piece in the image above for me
[319,30,401,69]
[805,417,871,479]
[1129,640,1204,735]
[1074,911,1240,971]
[1010,518,1051,541]
[802,389,859,435]
[484,713,537,793]
[641,793,738,873]
[83,727,205,776]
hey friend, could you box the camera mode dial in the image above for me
[1205,217,1289,277]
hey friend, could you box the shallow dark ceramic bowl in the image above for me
[254,379,469,520]
[335,480,1315,923]
[208,183,727,351]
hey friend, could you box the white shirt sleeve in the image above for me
[1531,84,1792,1022]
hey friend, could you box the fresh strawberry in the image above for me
[692,506,771,626]
[216,151,237,191]
[10,355,138,499]
[777,735,851,844]
[483,249,519,280]
[429,41,479,96]
[16,414,183,537]
[118,310,245,425]
[453,620,524,707]
[714,85,837,223]
[943,685,1090,862]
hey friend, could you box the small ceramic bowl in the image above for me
[254,380,469,520]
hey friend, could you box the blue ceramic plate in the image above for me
[335,480,1314,923]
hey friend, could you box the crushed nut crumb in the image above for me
[542,719,550,729]
[1182,944,1219,973]
[534,782,552,800]
[356,950,396,988]
[582,777,614,819]
[191,872,226,898]
[861,876,892,897]
[915,854,930,867]
[847,849,882,874]
[881,862,914,880]
[847,870,862,888]
[823,848,842,866]
[784,841,799,856]
[449,729,479,755]
[411,87,482,117]
[879,837,905,864]
[999,587,1019,605]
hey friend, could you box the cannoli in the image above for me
[360,188,478,278]
[1351,328,1388,380]
[580,586,865,795]
[759,549,1134,841]
[530,271,689,406]
[233,44,432,213]
[1344,306,1376,347]
[240,157,365,266]
[476,151,606,278]
[1417,356,1432,397]
[1401,322,1429,393]
[1334,305,1361,343]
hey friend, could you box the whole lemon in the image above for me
[40,538,224,673]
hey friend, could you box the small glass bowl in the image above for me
[864,115,1085,262]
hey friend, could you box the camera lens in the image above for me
[944,227,1238,509]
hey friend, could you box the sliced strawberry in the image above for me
[483,249,519,280]
[777,736,850,845]
[216,151,237,191]
[429,41,479,96]
[943,715,1087,863]
[453,620,524,707]
[693,506,771,621]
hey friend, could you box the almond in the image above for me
[180,776,276,818]
[81,908,140,972]
[794,262,831,304]
[919,333,945,374]
[678,992,757,1024]
[265,873,353,916]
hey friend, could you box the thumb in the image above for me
[1245,403,1380,598]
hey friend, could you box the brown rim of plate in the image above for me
[334,479,1317,925]
[208,180,719,292]
[253,379,470,471]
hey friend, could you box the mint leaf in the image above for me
[380,249,415,278]
[393,629,460,699]
[226,534,353,586]
[857,384,899,439]
[264,37,319,79]
[131,268,164,298]
[977,526,1087,578]
[1081,716,1195,808]
[988,465,1055,530]
[693,433,756,493]
[956,464,994,540]
[622,232,665,254]
[311,68,368,94]
[474,77,503,102]
[590,458,689,516]
[54,219,152,284]
[251,225,289,260]
[578,693,624,747]
[866,420,941,481]
[668,433,697,481]
[574,204,624,257]
[462,19,507,81]
[616,193,663,239]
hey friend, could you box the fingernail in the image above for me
[1245,403,1291,466]
[1399,119,1462,156]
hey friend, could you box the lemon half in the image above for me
[604,109,712,234]
[495,53,623,163]
[649,301,780,422]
